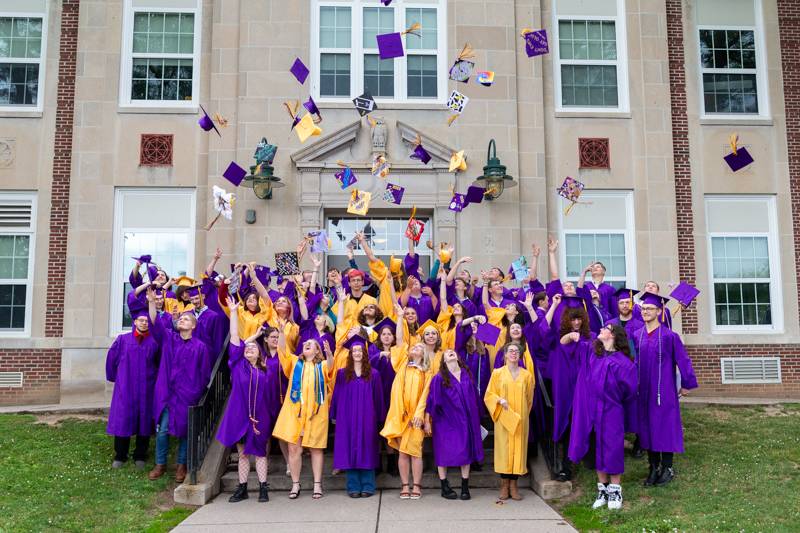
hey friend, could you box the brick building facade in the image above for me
[1,0,798,405]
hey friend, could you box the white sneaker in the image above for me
[607,484,623,510]
[591,483,608,509]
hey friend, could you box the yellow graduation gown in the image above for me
[484,366,535,475]
[380,345,432,457]
[263,299,300,354]
[485,306,508,367]
[220,296,271,340]
[272,349,333,449]
[164,297,194,314]
[367,259,398,321]
[437,308,457,351]
[341,293,379,326]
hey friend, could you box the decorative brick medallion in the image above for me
[140,134,174,166]
[578,138,610,169]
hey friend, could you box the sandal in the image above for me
[288,481,301,499]
[410,483,422,500]
[400,483,411,499]
[312,481,323,499]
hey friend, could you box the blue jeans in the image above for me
[155,408,187,465]
[346,469,376,495]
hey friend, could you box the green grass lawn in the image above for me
[552,403,800,532]
[0,414,195,533]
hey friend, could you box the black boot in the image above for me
[459,478,471,500]
[229,482,249,503]
[440,478,458,500]
[654,467,674,486]
[470,461,483,472]
[387,454,399,476]
[556,459,572,482]
[258,482,269,502]
[632,436,644,458]
[644,452,660,487]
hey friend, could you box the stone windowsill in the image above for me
[554,110,632,119]
[699,116,774,126]
[117,105,198,115]
[318,102,447,111]
[0,109,43,118]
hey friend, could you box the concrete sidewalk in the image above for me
[171,488,576,533]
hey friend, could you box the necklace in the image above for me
[247,364,260,435]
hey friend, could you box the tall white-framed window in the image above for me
[0,0,48,112]
[311,0,447,104]
[325,214,432,276]
[110,188,195,333]
[705,195,781,332]
[552,0,629,112]
[558,189,635,289]
[0,192,36,337]
[696,0,768,117]
[118,0,201,108]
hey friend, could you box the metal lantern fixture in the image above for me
[242,138,284,200]
[473,139,516,200]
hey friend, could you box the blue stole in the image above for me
[289,358,325,414]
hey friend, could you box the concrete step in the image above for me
[221,467,526,493]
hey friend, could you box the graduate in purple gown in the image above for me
[330,336,385,498]
[146,287,212,483]
[367,317,399,476]
[186,285,227,360]
[632,281,673,330]
[552,295,595,482]
[460,324,491,421]
[425,349,485,500]
[444,256,478,315]
[568,324,637,510]
[295,287,336,356]
[217,297,276,503]
[633,293,698,487]
[106,298,160,469]
[578,262,617,318]
[401,275,438,326]
[606,288,644,340]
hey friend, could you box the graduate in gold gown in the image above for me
[484,342,535,501]
[218,262,272,340]
[272,322,334,500]
[380,303,433,500]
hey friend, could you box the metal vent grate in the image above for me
[0,200,33,229]
[0,372,23,388]
[721,357,781,384]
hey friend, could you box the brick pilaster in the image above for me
[665,0,698,334]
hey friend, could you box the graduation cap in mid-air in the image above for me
[347,189,372,216]
[334,161,358,189]
[295,113,322,143]
[521,28,549,57]
[476,70,495,86]
[198,104,222,136]
[353,92,378,117]
[446,90,469,126]
[448,193,466,212]
[724,133,754,172]
[376,22,421,59]
[410,134,431,165]
[449,150,467,172]
[669,282,700,308]
[290,57,309,84]
[465,185,486,204]
[449,43,475,83]
[222,161,247,186]
[384,183,405,205]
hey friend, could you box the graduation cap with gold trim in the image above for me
[347,189,372,216]
[449,150,467,172]
[449,43,475,83]
[405,206,425,243]
[295,113,322,143]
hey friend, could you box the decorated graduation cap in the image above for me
[476,70,495,87]
[724,133,754,172]
[557,176,589,215]
[303,96,322,123]
[613,287,639,302]
[295,113,322,143]
[446,90,469,126]
[347,189,372,216]
[222,161,247,187]
[383,182,405,205]
[376,22,421,59]
[353,92,378,117]
[448,192,466,212]
[475,321,501,345]
[639,292,670,309]
[371,153,391,178]
[173,275,198,299]
[520,28,549,57]
[284,100,302,130]
[449,150,467,172]
[335,161,358,189]
[198,104,222,136]
[253,264,272,286]
[510,256,529,280]
[290,57,309,84]
[669,281,700,308]
[342,334,368,352]
[274,251,301,276]
[405,206,425,243]
[410,134,431,165]
[205,185,236,231]
[374,316,397,334]
[308,230,330,253]
[465,185,486,204]
[449,43,475,83]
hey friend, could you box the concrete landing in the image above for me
[171,488,576,533]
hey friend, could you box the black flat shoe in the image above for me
[348,492,362,498]
[360,492,374,498]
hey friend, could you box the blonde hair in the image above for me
[409,342,431,372]
[301,338,325,364]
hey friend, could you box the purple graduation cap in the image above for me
[639,292,670,309]
[374,316,396,334]
[147,264,160,283]
[384,183,405,205]
[353,92,378,117]
[342,334,368,352]
[522,28,549,57]
[465,185,486,205]
[309,230,330,253]
[475,322,501,345]
[376,32,404,59]
[254,265,272,287]
[410,140,432,165]
[303,96,322,121]
[669,282,700,307]
[381,0,393,5]
[128,298,149,320]
[724,147,753,172]
[222,161,247,186]
[448,193,466,212]
[335,165,358,189]
[290,58,309,84]
[132,254,152,263]
[198,105,221,136]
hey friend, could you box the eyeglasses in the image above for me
[640,306,659,312]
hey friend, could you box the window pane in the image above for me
[131,59,192,101]
[364,54,393,97]
[561,65,617,107]
[320,53,350,97]
[405,8,437,50]
[703,73,758,113]
[559,19,615,61]
[320,6,351,48]
[0,63,38,105]
[407,55,437,98]
[363,7,393,49]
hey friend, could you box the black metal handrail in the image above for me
[187,333,231,485]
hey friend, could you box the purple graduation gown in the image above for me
[296,318,335,355]
[216,342,276,456]
[585,281,616,319]
[263,350,289,423]
[151,319,212,438]
[194,306,227,360]
[368,345,395,423]
[632,303,673,330]
[462,351,491,419]
[405,293,437,325]
[632,325,698,453]
[106,331,160,437]
[607,316,645,357]
[425,371,485,467]
[568,349,637,474]
[551,335,595,442]
[330,368,385,470]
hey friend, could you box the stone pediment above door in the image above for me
[289,118,457,171]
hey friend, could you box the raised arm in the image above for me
[227,296,241,345]
[297,278,310,322]
[446,256,471,284]
[356,231,378,263]
[394,301,405,347]
[206,247,222,277]
[522,291,539,323]
[481,273,490,308]
[529,244,540,282]
[545,293,561,325]
[248,262,270,302]
[336,285,346,325]
[577,263,592,289]
[309,254,321,294]
[439,268,449,312]
[321,339,334,371]
[547,237,559,281]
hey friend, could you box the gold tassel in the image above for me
[447,114,459,127]
[729,133,739,156]
[520,28,534,37]
[284,100,300,120]
[402,22,421,36]
[457,43,475,60]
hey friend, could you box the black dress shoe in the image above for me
[555,466,572,482]
[654,467,674,486]
[229,482,249,503]
[644,466,660,487]
[348,492,362,498]
[258,482,269,502]
[632,447,645,459]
